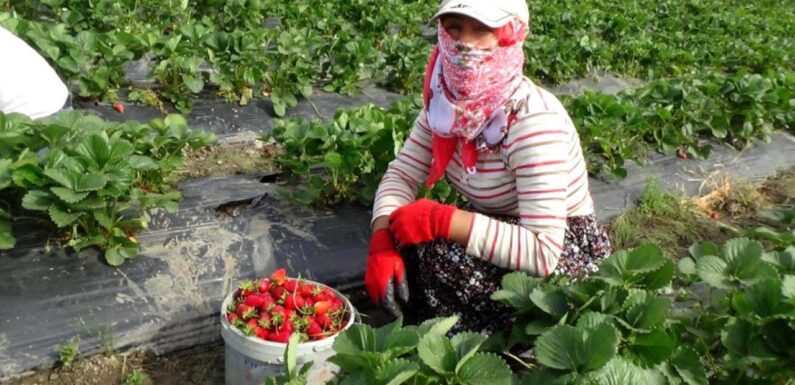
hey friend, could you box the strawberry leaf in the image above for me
[670,347,707,385]
[21,189,56,211]
[376,358,419,385]
[450,332,487,373]
[455,352,512,385]
[625,329,676,367]
[417,332,456,375]
[75,173,107,192]
[48,204,82,228]
[51,186,90,204]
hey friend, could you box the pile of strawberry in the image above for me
[224,268,349,343]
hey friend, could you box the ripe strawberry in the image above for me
[676,150,688,160]
[259,294,276,312]
[315,314,332,329]
[268,320,294,343]
[258,279,271,293]
[270,268,287,286]
[246,319,267,339]
[314,287,336,302]
[226,313,239,324]
[236,304,259,320]
[258,314,272,330]
[299,283,316,297]
[113,102,124,114]
[256,327,269,340]
[268,329,292,343]
[313,300,332,316]
[329,299,344,314]
[306,318,324,340]
[284,279,299,293]
[284,294,306,311]
[238,280,257,297]
[271,286,286,300]
[244,294,265,308]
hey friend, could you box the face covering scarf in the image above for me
[424,21,529,188]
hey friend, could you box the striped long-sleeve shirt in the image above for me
[372,79,595,277]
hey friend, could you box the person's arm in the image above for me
[370,109,434,230]
[464,112,571,276]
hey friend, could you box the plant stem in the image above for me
[502,351,536,371]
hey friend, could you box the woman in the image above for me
[365,0,611,334]
[0,26,71,119]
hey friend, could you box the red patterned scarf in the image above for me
[425,20,528,188]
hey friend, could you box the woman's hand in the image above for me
[364,228,409,317]
[388,198,457,247]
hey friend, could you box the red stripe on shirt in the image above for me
[503,130,567,149]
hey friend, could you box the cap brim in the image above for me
[430,8,513,28]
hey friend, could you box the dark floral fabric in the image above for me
[399,207,611,334]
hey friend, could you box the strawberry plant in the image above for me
[0,110,214,264]
[224,268,351,344]
[329,316,513,385]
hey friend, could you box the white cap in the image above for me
[431,0,530,28]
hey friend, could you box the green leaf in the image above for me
[576,312,611,329]
[677,257,696,276]
[723,238,763,263]
[456,352,512,385]
[626,329,676,367]
[783,275,795,300]
[534,323,619,373]
[75,173,107,192]
[49,204,82,228]
[696,255,730,289]
[598,244,667,288]
[324,151,343,170]
[624,296,671,331]
[530,286,569,317]
[415,316,459,337]
[286,333,300,377]
[334,324,377,354]
[43,168,75,189]
[74,133,111,168]
[104,240,138,266]
[491,271,539,309]
[721,317,752,355]
[0,217,14,250]
[641,259,675,290]
[377,358,419,385]
[51,187,90,204]
[451,332,487,372]
[689,241,719,259]
[670,347,707,385]
[70,196,106,211]
[94,210,116,230]
[587,357,660,385]
[21,189,55,211]
[733,278,784,317]
[182,74,205,93]
[128,155,158,170]
[763,247,795,273]
[417,331,456,375]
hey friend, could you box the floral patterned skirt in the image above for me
[399,209,611,334]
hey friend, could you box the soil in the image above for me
[168,139,283,183]
[1,286,391,385]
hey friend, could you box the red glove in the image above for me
[388,199,457,247]
[364,228,409,317]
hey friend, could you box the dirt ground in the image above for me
[1,287,389,385]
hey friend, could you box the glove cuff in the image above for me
[434,204,458,239]
[368,228,395,254]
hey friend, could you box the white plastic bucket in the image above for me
[220,280,355,385]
